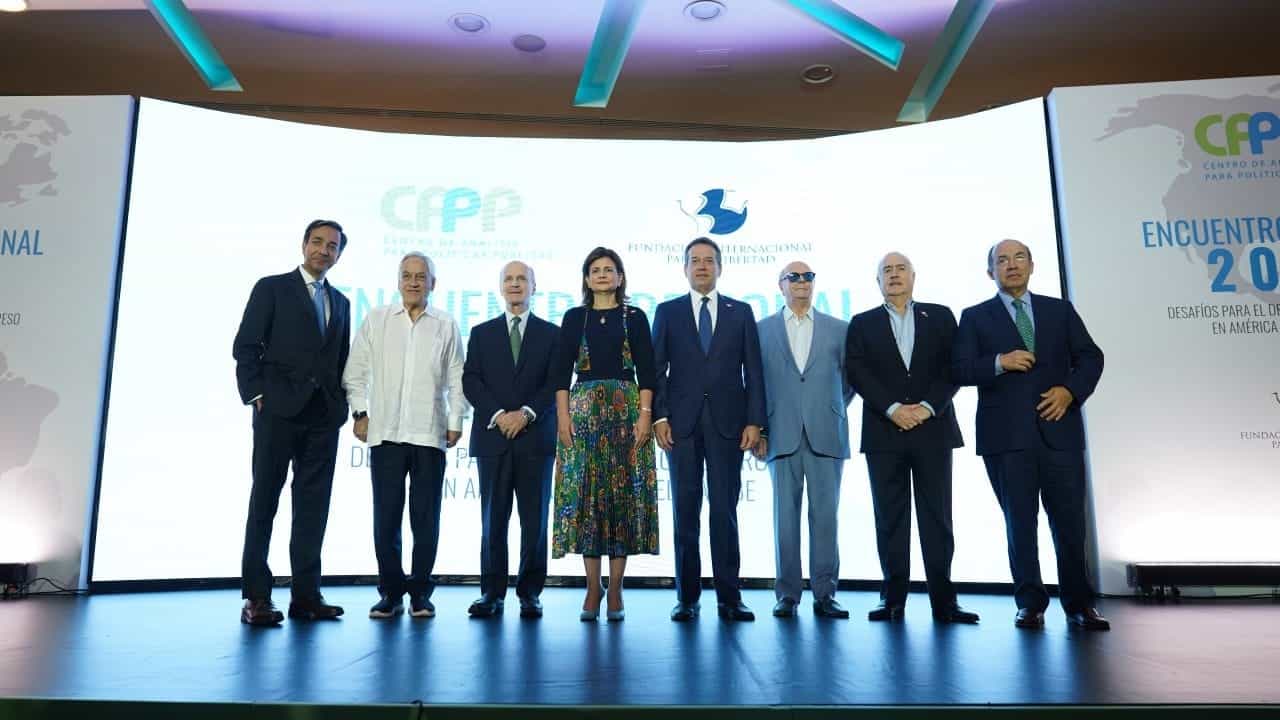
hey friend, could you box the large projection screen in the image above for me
[94,97,1063,584]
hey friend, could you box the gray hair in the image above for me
[875,251,914,284]
[400,251,436,279]
[498,260,536,286]
[987,239,1032,272]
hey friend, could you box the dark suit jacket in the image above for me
[653,293,766,440]
[233,268,351,428]
[846,302,963,454]
[951,293,1103,456]
[462,312,559,457]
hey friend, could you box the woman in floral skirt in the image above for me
[552,246,658,621]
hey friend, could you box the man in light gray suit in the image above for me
[753,261,855,618]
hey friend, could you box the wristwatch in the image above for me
[520,408,535,422]
[352,411,368,421]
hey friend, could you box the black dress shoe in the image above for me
[288,595,344,620]
[241,598,284,626]
[1066,607,1111,631]
[933,605,980,624]
[1014,608,1046,629]
[670,602,701,622]
[519,597,543,619]
[468,595,504,618]
[867,603,904,622]
[813,597,850,619]
[772,598,798,618]
[717,602,755,622]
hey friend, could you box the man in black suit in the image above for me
[462,261,559,619]
[952,239,1108,630]
[653,237,766,622]
[233,219,351,626]
[846,252,977,625]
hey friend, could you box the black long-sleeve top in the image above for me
[554,305,657,392]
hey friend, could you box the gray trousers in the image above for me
[769,433,844,602]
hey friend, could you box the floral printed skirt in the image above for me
[551,379,659,558]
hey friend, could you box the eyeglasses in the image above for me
[782,271,816,283]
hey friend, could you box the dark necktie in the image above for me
[510,316,522,363]
[698,296,713,354]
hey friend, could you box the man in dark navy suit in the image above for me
[846,252,977,625]
[653,237,766,622]
[952,239,1109,631]
[233,219,352,626]
[462,261,560,619]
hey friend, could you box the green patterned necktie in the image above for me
[510,315,522,363]
[1012,298,1035,352]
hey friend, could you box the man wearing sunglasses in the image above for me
[845,252,976,624]
[753,262,855,619]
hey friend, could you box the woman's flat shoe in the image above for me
[580,607,599,621]
[606,608,625,622]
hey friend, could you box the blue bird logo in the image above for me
[680,188,748,235]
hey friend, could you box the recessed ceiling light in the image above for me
[801,64,836,85]
[684,1,725,21]
[449,12,489,33]
[512,34,547,53]
[0,0,28,11]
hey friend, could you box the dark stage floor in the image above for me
[1,587,1277,707]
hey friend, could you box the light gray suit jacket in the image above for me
[758,309,855,462]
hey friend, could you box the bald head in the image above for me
[499,260,535,313]
[778,260,815,311]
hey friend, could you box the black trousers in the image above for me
[982,431,1095,614]
[241,391,339,601]
[667,404,744,606]
[477,451,554,600]
[865,447,956,610]
[369,442,447,599]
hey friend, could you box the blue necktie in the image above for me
[698,296,712,354]
[312,281,326,335]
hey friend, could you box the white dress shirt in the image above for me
[342,303,470,450]
[690,288,720,333]
[782,304,814,372]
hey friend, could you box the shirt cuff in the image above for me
[920,401,935,417]
[248,394,262,405]
[994,355,1006,376]
[885,402,901,418]
[487,410,503,429]
[653,417,669,426]
[521,406,537,421]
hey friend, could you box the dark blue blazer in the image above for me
[951,293,1103,456]
[233,269,351,428]
[653,293,766,440]
[846,302,963,454]
[462,313,559,457]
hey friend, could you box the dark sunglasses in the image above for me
[782,271,816,282]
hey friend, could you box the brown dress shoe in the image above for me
[288,595,344,620]
[241,598,284,626]
[1066,607,1111,631]
[1014,608,1045,629]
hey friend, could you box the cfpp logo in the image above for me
[381,186,522,232]
[1194,112,1280,156]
